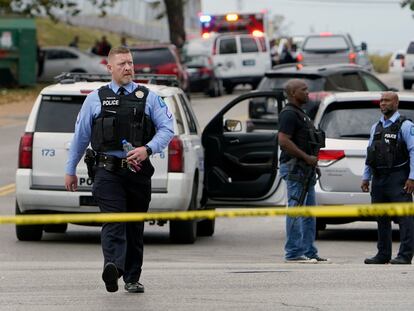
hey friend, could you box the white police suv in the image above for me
[15,73,287,243]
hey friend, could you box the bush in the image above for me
[369,53,392,73]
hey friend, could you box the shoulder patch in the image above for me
[158,97,166,108]
[410,126,414,136]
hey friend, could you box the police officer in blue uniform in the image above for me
[65,46,174,292]
[362,91,414,265]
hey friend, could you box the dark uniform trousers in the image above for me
[371,167,414,261]
[92,167,151,283]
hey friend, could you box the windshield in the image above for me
[132,48,175,66]
[319,101,414,139]
[36,95,85,132]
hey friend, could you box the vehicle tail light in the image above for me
[252,30,264,37]
[156,63,178,75]
[199,67,213,77]
[212,39,217,55]
[318,150,345,167]
[168,136,184,172]
[100,58,107,65]
[18,132,33,169]
[348,52,357,64]
[296,53,303,62]
[319,32,332,36]
[308,91,331,103]
[402,56,405,68]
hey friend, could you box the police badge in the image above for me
[135,90,144,99]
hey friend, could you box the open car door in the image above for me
[202,91,287,206]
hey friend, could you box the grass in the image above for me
[36,17,148,50]
[0,84,46,106]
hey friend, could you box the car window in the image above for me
[219,37,237,54]
[257,37,267,52]
[327,72,365,91]
[360,73,387,92]
[35,95,85,132]
[319,101,414,139]
[166,96,184,135]
[259,75,325,92]
[407,42,414,54]
[303,36,349,52]
[240,37,258,53]
[46,50,78,60]
[131,48,175,66]
[178,94,198,134]
[396,53,405,60]
[184,55,209,67]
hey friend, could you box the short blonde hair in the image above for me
[108,46,131,59]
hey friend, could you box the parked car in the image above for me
[314,91,414,231]
[129,44,189,93]
[297,33,373,71]
[389,50,405,73]
[248,63,392,132]
[38,46,108,82]
[184,54,222,97]
[403,41,414,90]
[15,73,286,243]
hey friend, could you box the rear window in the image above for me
[319,101,414,139]
[35,95,85,132]
[240,37,258,53]
[407,42,414,54]
[131,48,175,66]
[303,36,349,52]
[219,38,237,54]
[259,75,325,92]
[184,55,209,67]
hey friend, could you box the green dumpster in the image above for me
[0,18,36,86]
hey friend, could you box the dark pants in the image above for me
[371,168,414,261]
[92,167,151,283]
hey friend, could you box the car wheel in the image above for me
[225,85,234,94]
[15,202,43,241]
[208,79,221,97]
[44,223,68,233]
[169,179,198,244]
[197,216,215,237]
[315,220,326,240]
[403,80,413,90]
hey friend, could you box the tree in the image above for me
[401,0,414,12]
[0,0,118,21]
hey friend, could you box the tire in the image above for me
[15,203,43,241]
[403,80,413,90]
[44,223,68,233]
[208,79,221,97]
[315,220,326,240]
[169,179,198,244]
[197,217,215,237]
[225,85,234,94]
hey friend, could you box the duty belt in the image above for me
[373,164,409,177]
[96,154,129,171]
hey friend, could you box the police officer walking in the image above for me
[64,46,174,292]
[278,79,329,263]
[362,91,414,265]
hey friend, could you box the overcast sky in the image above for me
[201,0,414,54]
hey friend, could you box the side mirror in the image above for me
[224,119,242,132]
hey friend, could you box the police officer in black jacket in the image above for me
[362,91,414,264]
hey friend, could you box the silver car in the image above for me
[38,46,108,82]
[314,92,414,230]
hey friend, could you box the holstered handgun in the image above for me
[84,148,97,181]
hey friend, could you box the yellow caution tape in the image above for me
[1,202,414,225]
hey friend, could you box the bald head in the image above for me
[379,91,399,119]
[285,79,309,106]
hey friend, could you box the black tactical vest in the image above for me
[280,104,325,156]
[366,116,409,169]
[91,85,155,152]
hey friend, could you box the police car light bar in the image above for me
[54,72,179,87]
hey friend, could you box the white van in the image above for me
[184,33,271,94]
[210,33,271,94]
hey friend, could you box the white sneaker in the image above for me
[284,256,317,264]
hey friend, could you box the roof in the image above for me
[266,63,366,76]
[39,81,182,98]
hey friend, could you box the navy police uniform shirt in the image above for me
[65,81,174,175]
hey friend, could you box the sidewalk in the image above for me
[0,100,33,127]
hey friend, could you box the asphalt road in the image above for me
[1,72,414,311]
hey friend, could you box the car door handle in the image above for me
[229,139,239,144]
